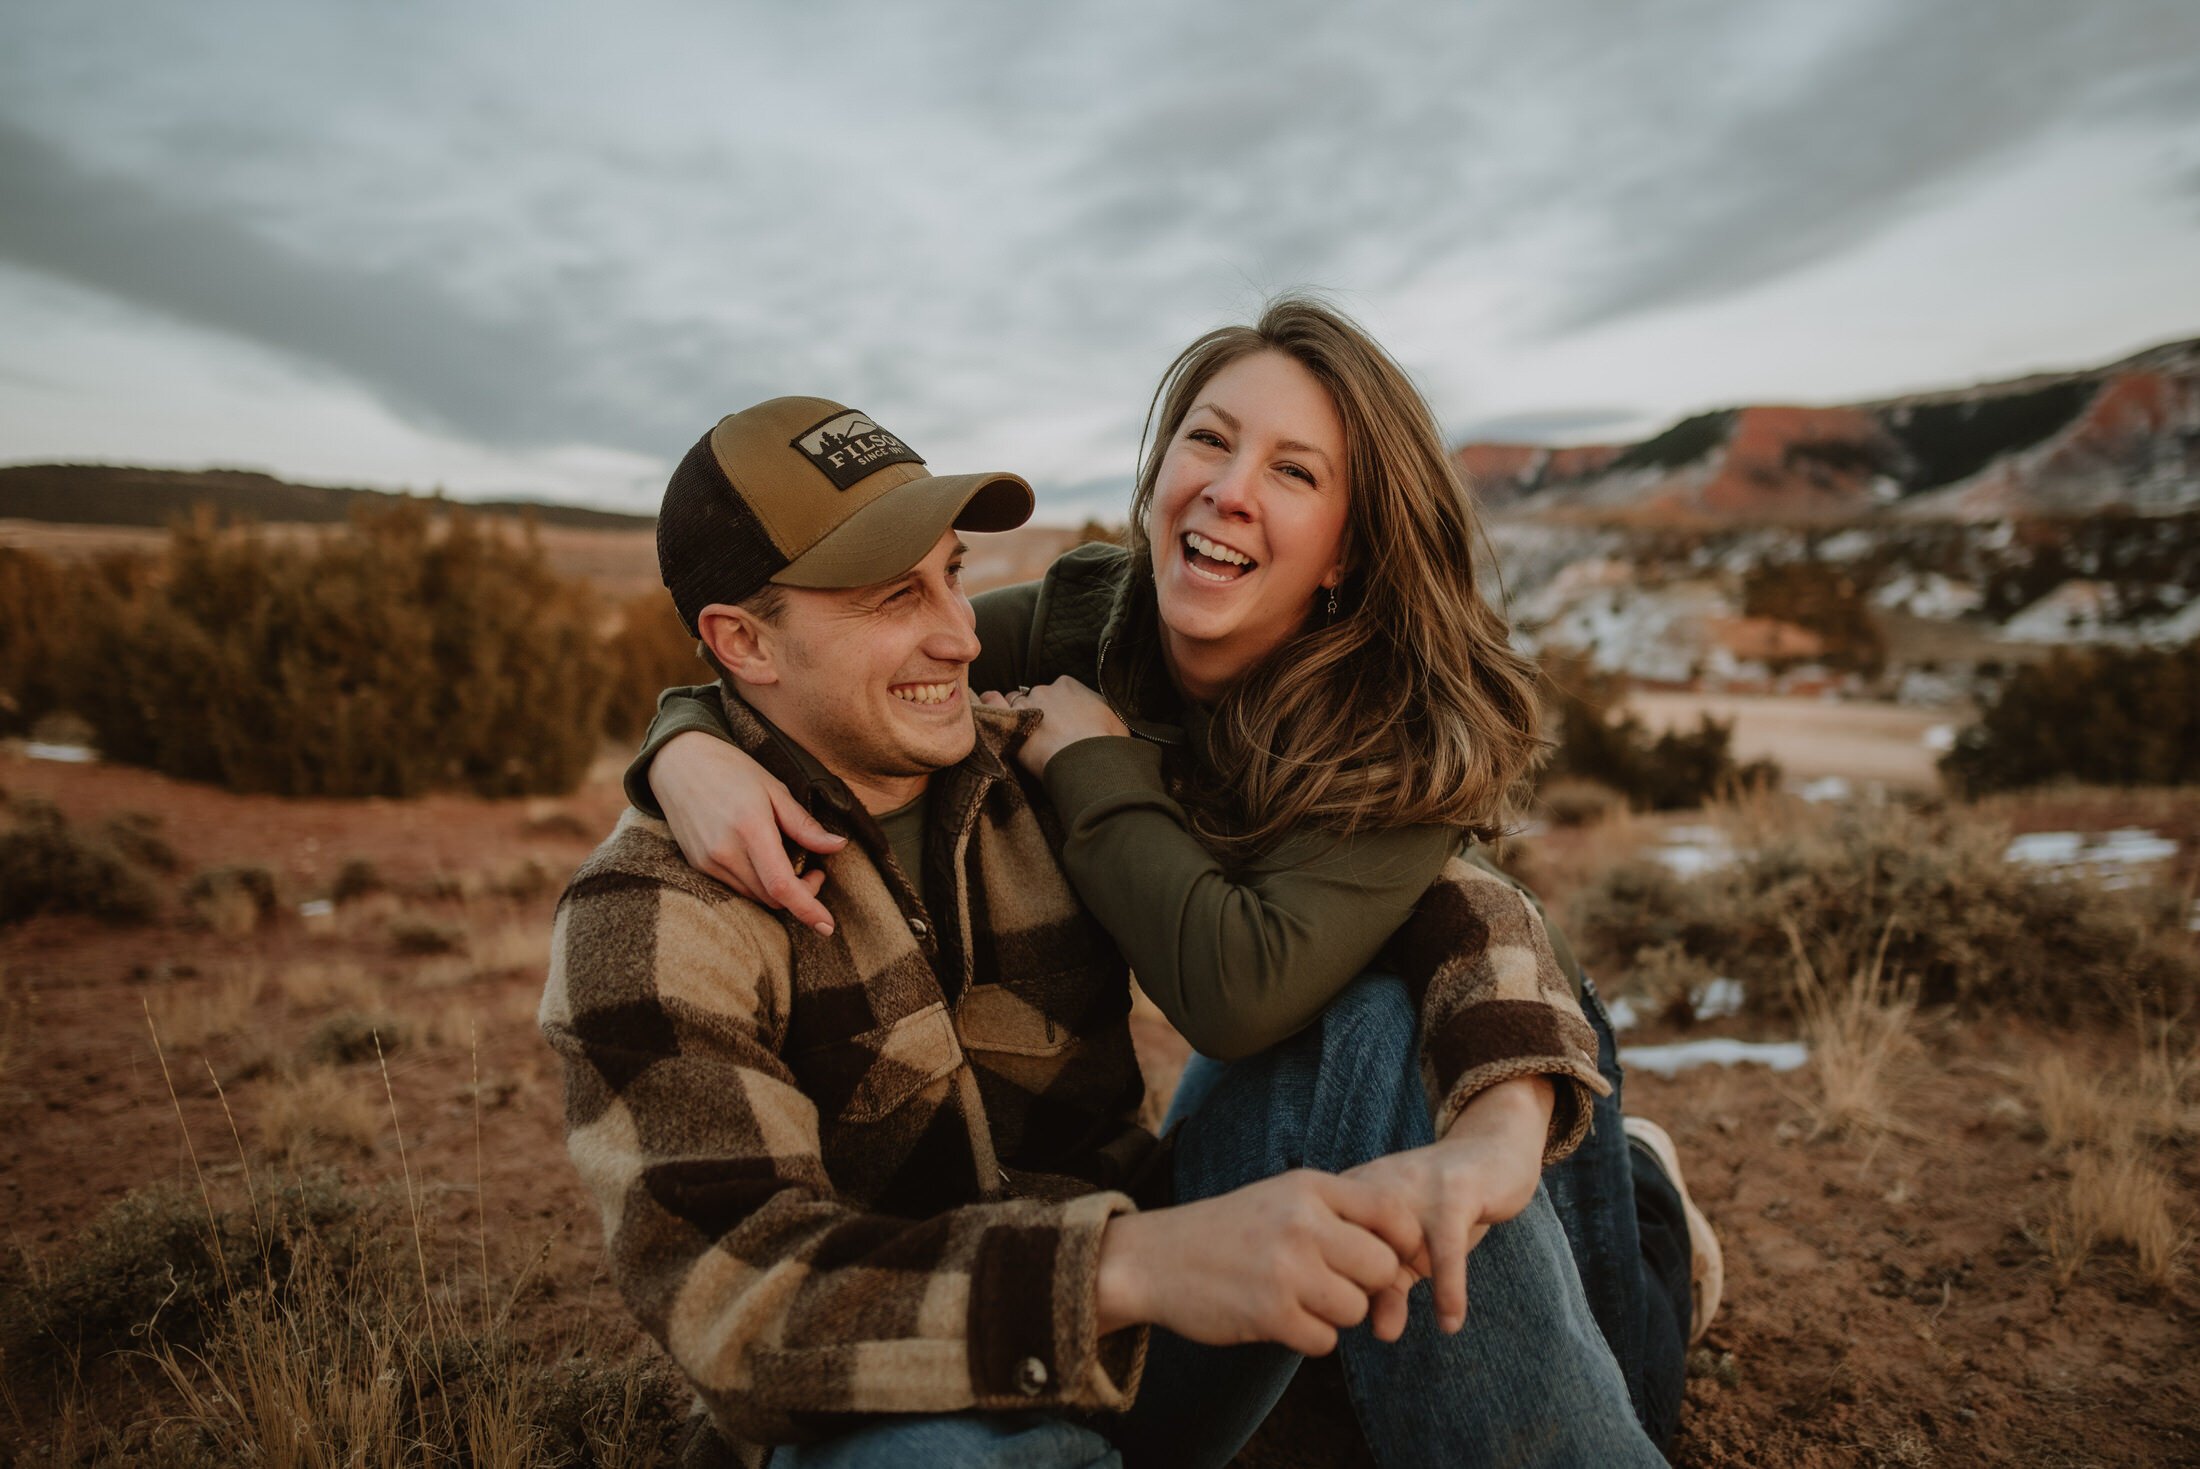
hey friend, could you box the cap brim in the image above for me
[770,471,1034,589]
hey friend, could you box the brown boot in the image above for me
[1624,1116,1724,1344]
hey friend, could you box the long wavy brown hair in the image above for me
[1123,295,1544,858]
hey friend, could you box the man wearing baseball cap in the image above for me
[541,400,1426,1467]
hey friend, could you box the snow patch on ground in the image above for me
[23,742,97,764]
[1692,976,1747,1019]
[1652,824,1736,878]
[2001,581,2200,646]
[1873,571,1983,619]
[2003,828,2178,888]
[1799,776,1853,804]
[1621,1038,1810,1076]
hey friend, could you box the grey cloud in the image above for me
[1037,0,2200,341]
[0,117,773,455]
[1546,0,2200,329]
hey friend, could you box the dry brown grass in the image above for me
[2045,1141,2190,1289]
[0,964,20,1090]
[1784,919,1920,1141]
[257,1066,383,1165]
[143,961,271,1052]
[274,957,383,1010]
[468,918,551,981]
[2034,1026,2197,1288]
[184,865,279,938]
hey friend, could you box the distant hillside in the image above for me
[0,464,653,531]
[1458,336,2200,523]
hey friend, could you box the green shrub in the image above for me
[1740,560,1884,674]
[389,914,466,956]
[69,502,613,798]
[1537,777,1628,828]
[304,1011,407,1066]
[0,548,156,736]
[0,804,160,927]
[331,856,385,903]
[1538,655,1781,811]
[1942,642,2200,796]
[0,1171,376,1378]
[0,547,69,734]
[102,812,181,874]
[1566,802,2199,1026]
[183,865,279,936]
[599,591,707,743]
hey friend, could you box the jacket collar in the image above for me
[714,685,1036,830]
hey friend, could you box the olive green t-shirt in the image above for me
[735,704,932,913]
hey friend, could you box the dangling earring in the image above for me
[1325,586,1339,618]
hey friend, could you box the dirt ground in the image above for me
[4,744,2197,1466]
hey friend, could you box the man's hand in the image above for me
[979,677,1131,778]
[1344,1075,1555,1338]
[1093,1170,1422,1357]
[649,731,846,936]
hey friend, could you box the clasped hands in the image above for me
[976,675,1128,775]
[1095,1074,1555,1355]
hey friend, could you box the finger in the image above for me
[1314,1173,1428,1268]
[1276,1310,1342,1359]
[1370,1277,1415,1344]
[1432,1215,1471,1334]
[768,788,847,855]
[801,869,828,898]
[1314,1219,1406,1297]
[977,691,1010,708]
[1301,1271,1372,1333]
[755,846,835,936]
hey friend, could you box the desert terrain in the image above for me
[3,520,2196,1466]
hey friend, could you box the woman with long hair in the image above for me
[628,297,1712,1464]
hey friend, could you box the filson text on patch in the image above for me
[791,410,925,491]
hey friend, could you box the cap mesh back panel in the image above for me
[657,430,789,633]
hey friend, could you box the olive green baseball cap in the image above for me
[657,396,1034,632]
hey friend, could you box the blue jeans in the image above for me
[1544,974,1689,1448]
[776,974,1667,1468]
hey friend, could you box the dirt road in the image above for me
[1627,690,1959,793]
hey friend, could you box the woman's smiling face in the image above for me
[1146,349,1351,698]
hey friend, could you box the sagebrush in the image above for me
[1566,799,2199,1026]
[1537,653,1781,812]
[19,503,616,797]
[1942,641,2200,796]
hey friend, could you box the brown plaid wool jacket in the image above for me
[541,697,1608,1463]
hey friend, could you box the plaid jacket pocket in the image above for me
[794,1001,965,1124]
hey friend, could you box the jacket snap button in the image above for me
[1015,1356,1049,1395]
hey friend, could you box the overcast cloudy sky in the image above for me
[4,0,2199,519]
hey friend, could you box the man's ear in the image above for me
[696,603,781,688]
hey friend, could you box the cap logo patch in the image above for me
[790,410,924,491]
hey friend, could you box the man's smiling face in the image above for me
[732,530,981,808]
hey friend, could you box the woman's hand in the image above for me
[647,731,847,936]
[978,676,1132,778]
[1342,1075,1554,1339]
